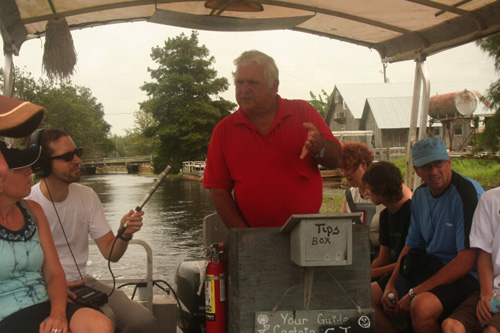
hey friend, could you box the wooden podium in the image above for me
[227,214,374,333]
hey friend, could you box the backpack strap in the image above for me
[345,188,357,212]
[18,199,37,223]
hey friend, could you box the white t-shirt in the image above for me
[470,186,500,291]
[345,187,384,247]
[26,182,111,281]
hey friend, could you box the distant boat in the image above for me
[181,161,205,181]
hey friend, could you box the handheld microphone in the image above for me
[117,165,172,237]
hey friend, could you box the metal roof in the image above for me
[331,82,494,121]
[1,0,499,62]
[334,83,414,119]
[363,96,431,129]
[363,94,492,130]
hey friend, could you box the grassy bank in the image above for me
[320,156,500,214]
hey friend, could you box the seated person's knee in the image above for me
[441,318,464,332]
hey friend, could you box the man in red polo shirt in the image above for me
[203,50,341,228]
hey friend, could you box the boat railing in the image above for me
[90,239,154,312]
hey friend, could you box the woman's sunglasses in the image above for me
[49,147,84,162]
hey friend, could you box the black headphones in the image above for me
[30,128,52,178]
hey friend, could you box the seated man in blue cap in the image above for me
[373,137,484,333]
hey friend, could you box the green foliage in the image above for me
[122,110,159,156]
[308,89,331,118]
[450,157,500,188]
[140,31,236,173]
[1,68,113,157]
[476,36,500,152]
[320,190,345,213]
[390,156,500,188]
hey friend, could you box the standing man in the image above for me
[376,137,483,333]
[26,128,158,333]
[203,50,341,228]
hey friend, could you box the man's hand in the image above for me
[119,209,145,239]
[395,293,412,317]
[477,292,494,323]
[381,286,398,315]
[66,280,85,302]
[300,122,324,159]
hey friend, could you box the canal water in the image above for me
[80,174,214,290]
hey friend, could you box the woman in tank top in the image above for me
[0,142,112,333]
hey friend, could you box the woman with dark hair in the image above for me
[0,143,112,333]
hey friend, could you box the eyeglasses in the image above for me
[419,160,448,171]
[49,147,83,162]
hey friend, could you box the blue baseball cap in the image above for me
[411,137,449,168]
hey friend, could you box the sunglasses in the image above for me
[419,160,448,171]
[49,147,83,162]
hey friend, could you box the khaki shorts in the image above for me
[448,291,500,333]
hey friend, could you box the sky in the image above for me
[0,21,497,136]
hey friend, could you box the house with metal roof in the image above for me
[326,82,493,152]
[360,97,439,149]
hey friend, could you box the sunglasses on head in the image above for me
[49,147,83,162]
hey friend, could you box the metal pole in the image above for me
[405,55,431,190]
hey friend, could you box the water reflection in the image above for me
[80,174,214,286]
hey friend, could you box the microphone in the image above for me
[117,165,172,237]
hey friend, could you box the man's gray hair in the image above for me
[233,50,279,89]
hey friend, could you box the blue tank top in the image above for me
[0,201,48,321]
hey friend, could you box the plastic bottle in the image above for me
[490,290,500,314]
[388,293,408,330]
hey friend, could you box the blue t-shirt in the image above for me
[406,171,484,265]
[0,201,48,321]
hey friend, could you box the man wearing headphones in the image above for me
[26,128,159,333]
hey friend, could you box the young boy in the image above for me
[365,161,412,333]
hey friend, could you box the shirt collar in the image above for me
[233,95,292,126]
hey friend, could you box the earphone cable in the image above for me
[43,178,85,281]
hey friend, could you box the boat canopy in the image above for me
[1,0,499,187]
[1,0,499,62]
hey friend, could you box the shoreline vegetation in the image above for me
[320,156,500,214]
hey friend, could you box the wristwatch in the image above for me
[312,138,326,159]
[408,288,417,300]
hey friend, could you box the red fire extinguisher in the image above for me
[205,242,227,333]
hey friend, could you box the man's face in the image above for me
[48,136,81,184]
[414,159,452,196]
[234,64,278,115]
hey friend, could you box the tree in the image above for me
[123,109,159,157]
[1,68,114,157]
[476,36,500,152]
[140,31,236,173]
[308,89,331,118]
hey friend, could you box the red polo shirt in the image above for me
[203,96,339,227]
